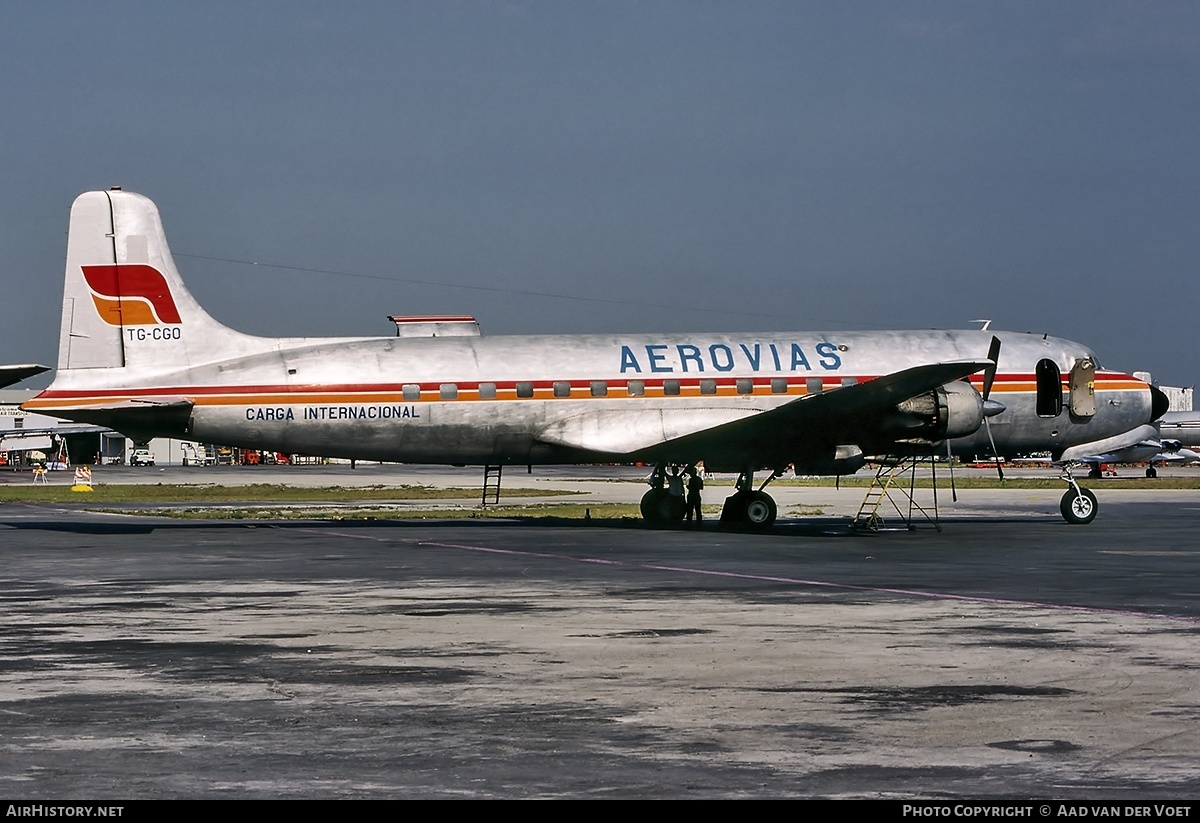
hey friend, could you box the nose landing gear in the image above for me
[1058,465,1098,525]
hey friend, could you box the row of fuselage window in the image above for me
[407,376,859,401]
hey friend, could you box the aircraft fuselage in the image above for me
[29,328,1154,473]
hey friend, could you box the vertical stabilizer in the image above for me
[58,191,122,370]
[57,189,259,373]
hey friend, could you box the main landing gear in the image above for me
[1058,465,1098,525]
[640,486,687,526]
[719,468,783,532]
[638,465,783,531]
[639,465,687,528]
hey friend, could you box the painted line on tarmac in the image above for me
[290,527,1199,624]
[415,539,1200,625]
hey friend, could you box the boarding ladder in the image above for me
[852,456,942,532]
[482,464,503,507]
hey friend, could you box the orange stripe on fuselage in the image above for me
[24,372,1147,412]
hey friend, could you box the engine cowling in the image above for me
[885,381,985,443]
[793,444,866,476]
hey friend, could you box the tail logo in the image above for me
[81,265,182,326]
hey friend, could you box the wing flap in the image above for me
[536,407,762,454]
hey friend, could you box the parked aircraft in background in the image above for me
[0,364,48,389]
[24,189,1167,526]
[1157,411,1200,449]
[1152,447,1200,466]
[1057,409,1200,477]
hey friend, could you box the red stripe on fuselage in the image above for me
[27,371,1143,408]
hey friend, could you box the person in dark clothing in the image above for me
[685,465,704,524]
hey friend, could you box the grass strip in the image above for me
[0,483,575,504]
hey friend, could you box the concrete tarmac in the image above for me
[1,466,1198,798]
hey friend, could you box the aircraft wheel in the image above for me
[641,488,685,527]
[1146,466,1158,478]
[1059,488,1098,525]
[743,491,777,531]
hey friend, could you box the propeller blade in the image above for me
[984,416,1005,480]
[982,335,1001,400]
[946,438,957,502]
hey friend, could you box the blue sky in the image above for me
[3,1,1197,386]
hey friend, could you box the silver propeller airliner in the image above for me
[26,189,1167,527]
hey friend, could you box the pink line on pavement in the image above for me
[416,540,1200,624]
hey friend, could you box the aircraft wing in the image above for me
[538,359,991,467]
[751,359,992,423]
[1158,447,1200,464]
[0,364,49,389]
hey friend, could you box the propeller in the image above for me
[981,335,1005,480]
[946,437,958,502]
[982,335,1000,401]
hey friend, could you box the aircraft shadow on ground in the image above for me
[0,514,1021,537]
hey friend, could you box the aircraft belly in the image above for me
[191,399,552,463]
[189,397,786,464]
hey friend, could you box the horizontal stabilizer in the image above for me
[0,364,50,389]
[31,397,194,443]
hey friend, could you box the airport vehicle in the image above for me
[180,442,218,466]
[25,189,1167,526]
[129,448,155,467]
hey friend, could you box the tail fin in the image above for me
[57,188,258,372]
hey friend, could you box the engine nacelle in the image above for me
[886,381,985,443]
[793,444,866,476]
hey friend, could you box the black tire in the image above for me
[743,491,777,531]
[1060,488,1098,525]
[640,488,685,527]
[1146,466,1158,478]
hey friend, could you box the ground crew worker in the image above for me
[667,465,685,500]
[685,466,704,524]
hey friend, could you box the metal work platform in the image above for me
[853,457,944,531]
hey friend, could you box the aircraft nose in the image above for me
[1150,384,1170,421]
